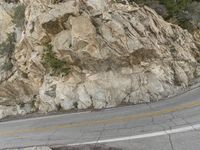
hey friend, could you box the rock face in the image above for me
[0,0,200,118]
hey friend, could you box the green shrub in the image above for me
[12,4,26,28]
[2,60,14,71]
[161,0,192,18]
[132,0,192,18]
[129,0,200,32]
[42,44,70,76]
[0,32,16,71]
[5,0,19,3]
[0,32,16,56]
[177,1,200,32]
[73,101,78,109]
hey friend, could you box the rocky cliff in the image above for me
[0,0,200,119]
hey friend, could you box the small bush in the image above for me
[12,4,26,28]
[2,60,14,71]
[5,0,19,3]
[133,0,192,18]
[0,32,16,56]
[0,32,16,71]
[177,1,200,32]
[73,102,78,109]
[42,44,70,76]
[161,0,192,18]
[129,0,200,32]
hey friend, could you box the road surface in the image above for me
[1,87,200,149]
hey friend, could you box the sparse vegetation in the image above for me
[4,0,19,3]
[12,4,26,28]
[132,0,192,18]
[0,32,16,71]
[73,102,78,109]
[128,0,200,32]
[177,1,200,32]
[0,32,16,55]
[42,44,70,76]
[2,60,14,71]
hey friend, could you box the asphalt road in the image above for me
[1,87,200,150]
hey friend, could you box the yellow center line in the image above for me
[1,100,200,136]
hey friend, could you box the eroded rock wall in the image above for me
[0,0,200,118]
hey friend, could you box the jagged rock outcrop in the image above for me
[0,0,200,118]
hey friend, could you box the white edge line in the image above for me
[68,124,200,146]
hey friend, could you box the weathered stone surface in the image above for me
[0,0,200,118]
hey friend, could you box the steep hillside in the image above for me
[0,0,200,119]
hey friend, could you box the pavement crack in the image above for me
[146,103,156,124]
[46,128,59,145]
[170,113,176,121]
[168,133,175,150]
[180,117,200,134]
[95,124,105,146]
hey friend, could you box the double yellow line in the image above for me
[1,100,200,136]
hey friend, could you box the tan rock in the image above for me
[0,0,200,118]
